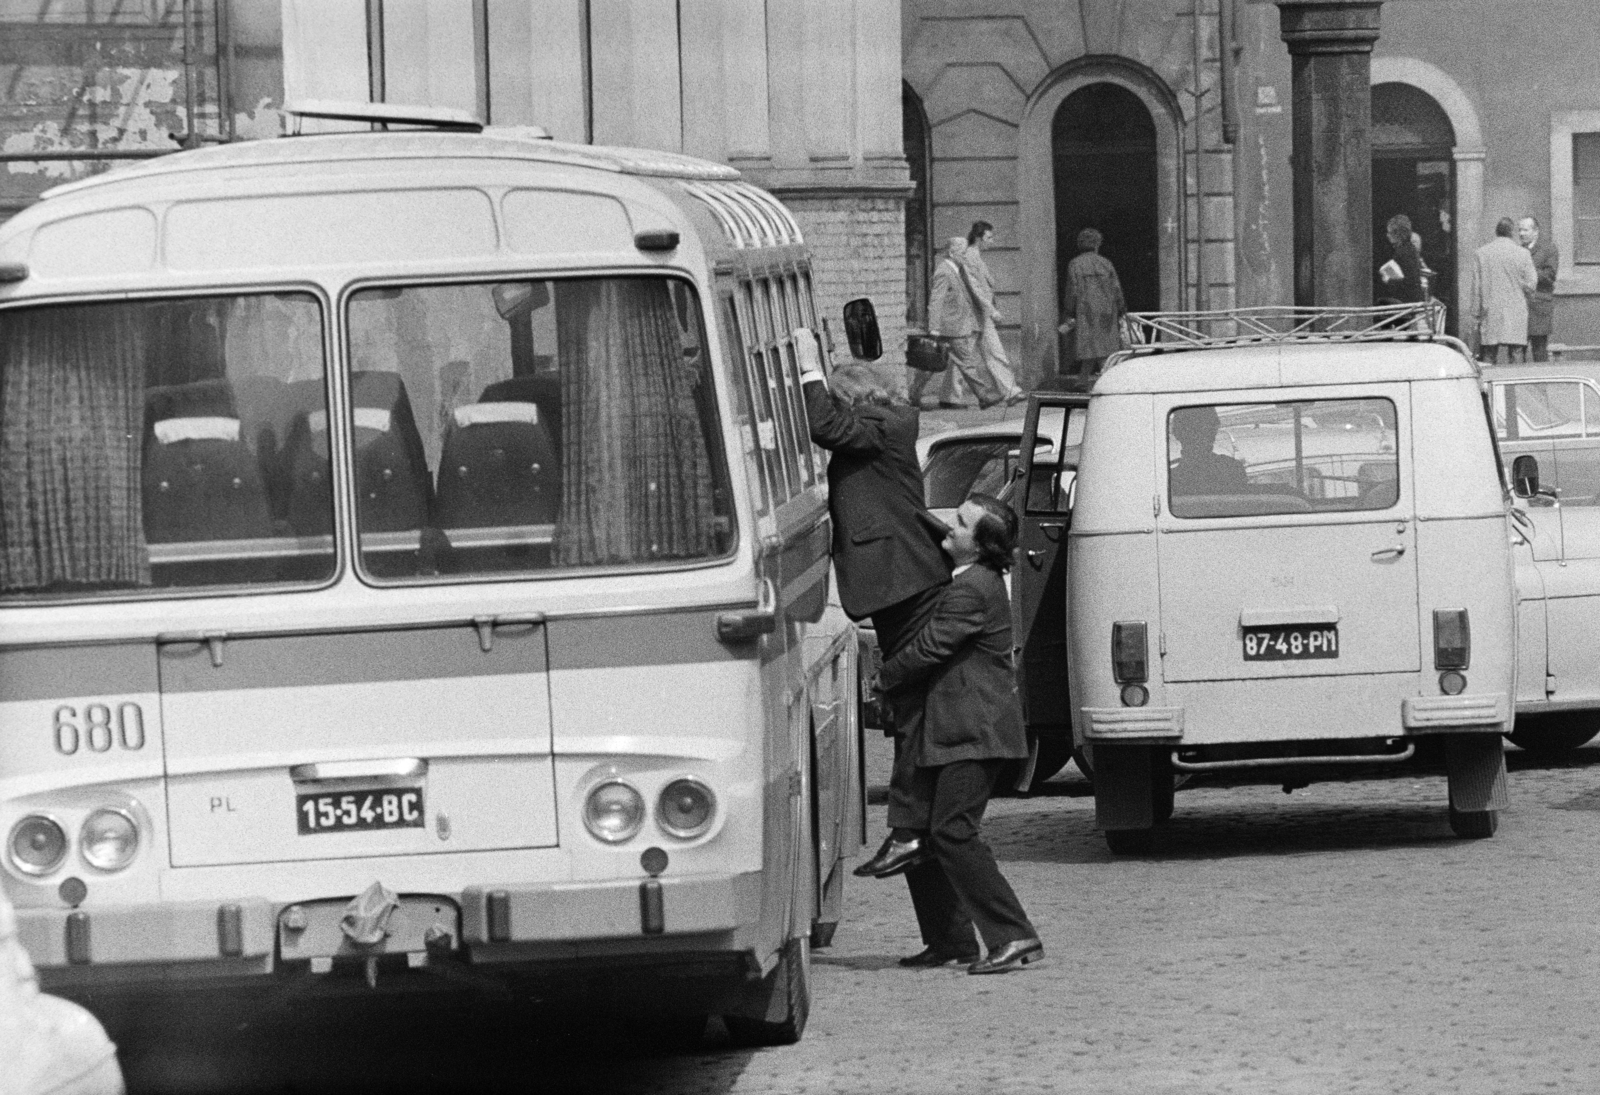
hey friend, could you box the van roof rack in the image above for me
[284,99,484,133]
[1121,302,1446,353]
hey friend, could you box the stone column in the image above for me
[1276,1,1382,309]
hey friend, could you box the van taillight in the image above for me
[1112,622,1148,683]
[1433,609,1470,670]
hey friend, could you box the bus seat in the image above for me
[479,375,563,455]
[142,380,272,543]
[350,371,432,533]
[435,401,559,529]
[232,375,294,460]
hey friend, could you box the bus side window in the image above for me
[745,281,801,500]
[759,278,814,493]
[723,296,774,517]
[781,338,817,486]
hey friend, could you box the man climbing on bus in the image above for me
[799,362,950,880]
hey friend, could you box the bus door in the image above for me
[159,623,556,869]
[1013,394,1090,779]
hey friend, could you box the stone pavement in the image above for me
[112,746,1600,1094]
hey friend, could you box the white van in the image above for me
[1026,307,1516,852]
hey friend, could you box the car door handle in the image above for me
[1371,546,1406,561]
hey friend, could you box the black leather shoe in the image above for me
[898,945,981,968]
[852,835,931,878]
[967,938,1044,975]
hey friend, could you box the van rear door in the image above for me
[1155,386,1419,683]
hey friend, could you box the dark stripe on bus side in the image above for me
[546,608,757,670]
[0,644,159,705]
[158,625,547,694]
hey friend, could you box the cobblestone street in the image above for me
[111,742,1600,1095]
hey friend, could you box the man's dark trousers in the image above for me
[900,759,1037,953]
[875,583,945,832]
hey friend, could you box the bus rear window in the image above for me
[0,293,333,598]
[345,276,734,579]
[1167,398,1399,519]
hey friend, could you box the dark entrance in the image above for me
[1053,83,1159,378]
[1372,83,1457,335]
[903,84,933,331]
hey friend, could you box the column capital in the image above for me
[1276,1,1383,55]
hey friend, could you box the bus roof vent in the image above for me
[1122,303,1448,355]
[284,99,484,133]
[680,180,803,250]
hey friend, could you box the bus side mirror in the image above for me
[1512,454,1540,498]
[842,298,883,361]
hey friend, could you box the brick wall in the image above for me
[782,193,910,394]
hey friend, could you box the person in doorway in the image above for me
[1472,217,1538,364]
[909,238,1007,410]
[1378,213,1426,305]
[799,363,951,879]
[878,492,1043,975]
[1059,227,1127,382]
[1519,215,1560,362]
[957,221,1025,406]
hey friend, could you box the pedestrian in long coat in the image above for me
[909,239,1005,408]
[1519,215,1560,362]
[1472,217,1537,364]
[1060,227,1126,380]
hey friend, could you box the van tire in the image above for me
[1506,714,1600,755]
[1448,807,1498,839]
[724,937,810,1046]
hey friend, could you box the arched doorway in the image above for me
[903,83,933,330]
[1018,61,1181,384]
[1372,83,1458,334]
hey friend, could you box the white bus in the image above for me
[0,102,868,1044]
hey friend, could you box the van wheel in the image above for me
[1104,828,1154,855]
[1448,807,1498,839]
[724,937,810,1046]
[1507,714,1600,754]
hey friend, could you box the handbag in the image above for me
[906,333,951,373]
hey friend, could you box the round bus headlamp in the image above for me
[80,808,139,872]
[584,780,645,844]
[1120,683,1150,708]
[9,815,67,876]
[657,779,716,839]
[1439,670,1467,696]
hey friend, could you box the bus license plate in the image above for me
[296,789,424,834]
[1242,626,1338,661]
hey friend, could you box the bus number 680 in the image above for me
[53,703,146,755]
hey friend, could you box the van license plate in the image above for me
[297,789,424,834]
[1242,626,1338,661]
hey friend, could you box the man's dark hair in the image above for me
[1496,217,1516,238]
[1076,227,1103,252]
[966,492,1018,573]
[967,220,994,245]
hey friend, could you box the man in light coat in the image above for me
[1472,217,1538,364]
[1519,215,1560,362]
[911,238,1005,409]
[1059,227,1127,383]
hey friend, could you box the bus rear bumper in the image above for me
[20,870,765,987]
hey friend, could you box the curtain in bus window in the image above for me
[0,306,148,591]
[553,279,719,565]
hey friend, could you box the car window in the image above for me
[1167,398,1399,519]
[1512,381,1584,439]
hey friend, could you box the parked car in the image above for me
[917,412,1081,527]
[1484,362,1600,753]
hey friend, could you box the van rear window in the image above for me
[1167,398,1399,519]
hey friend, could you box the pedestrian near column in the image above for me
[909,238,1007,410]
[1059,227,1127,383]
[1377,213,1426,304]
[1519,215,1560,362]
[878,493,1043,975]
[1472,217,1538,364]
[800,363,951,872]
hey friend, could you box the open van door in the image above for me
[1012,394,1090,789]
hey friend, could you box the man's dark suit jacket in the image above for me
[803,379,950,621]
[878,564,1027,768]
